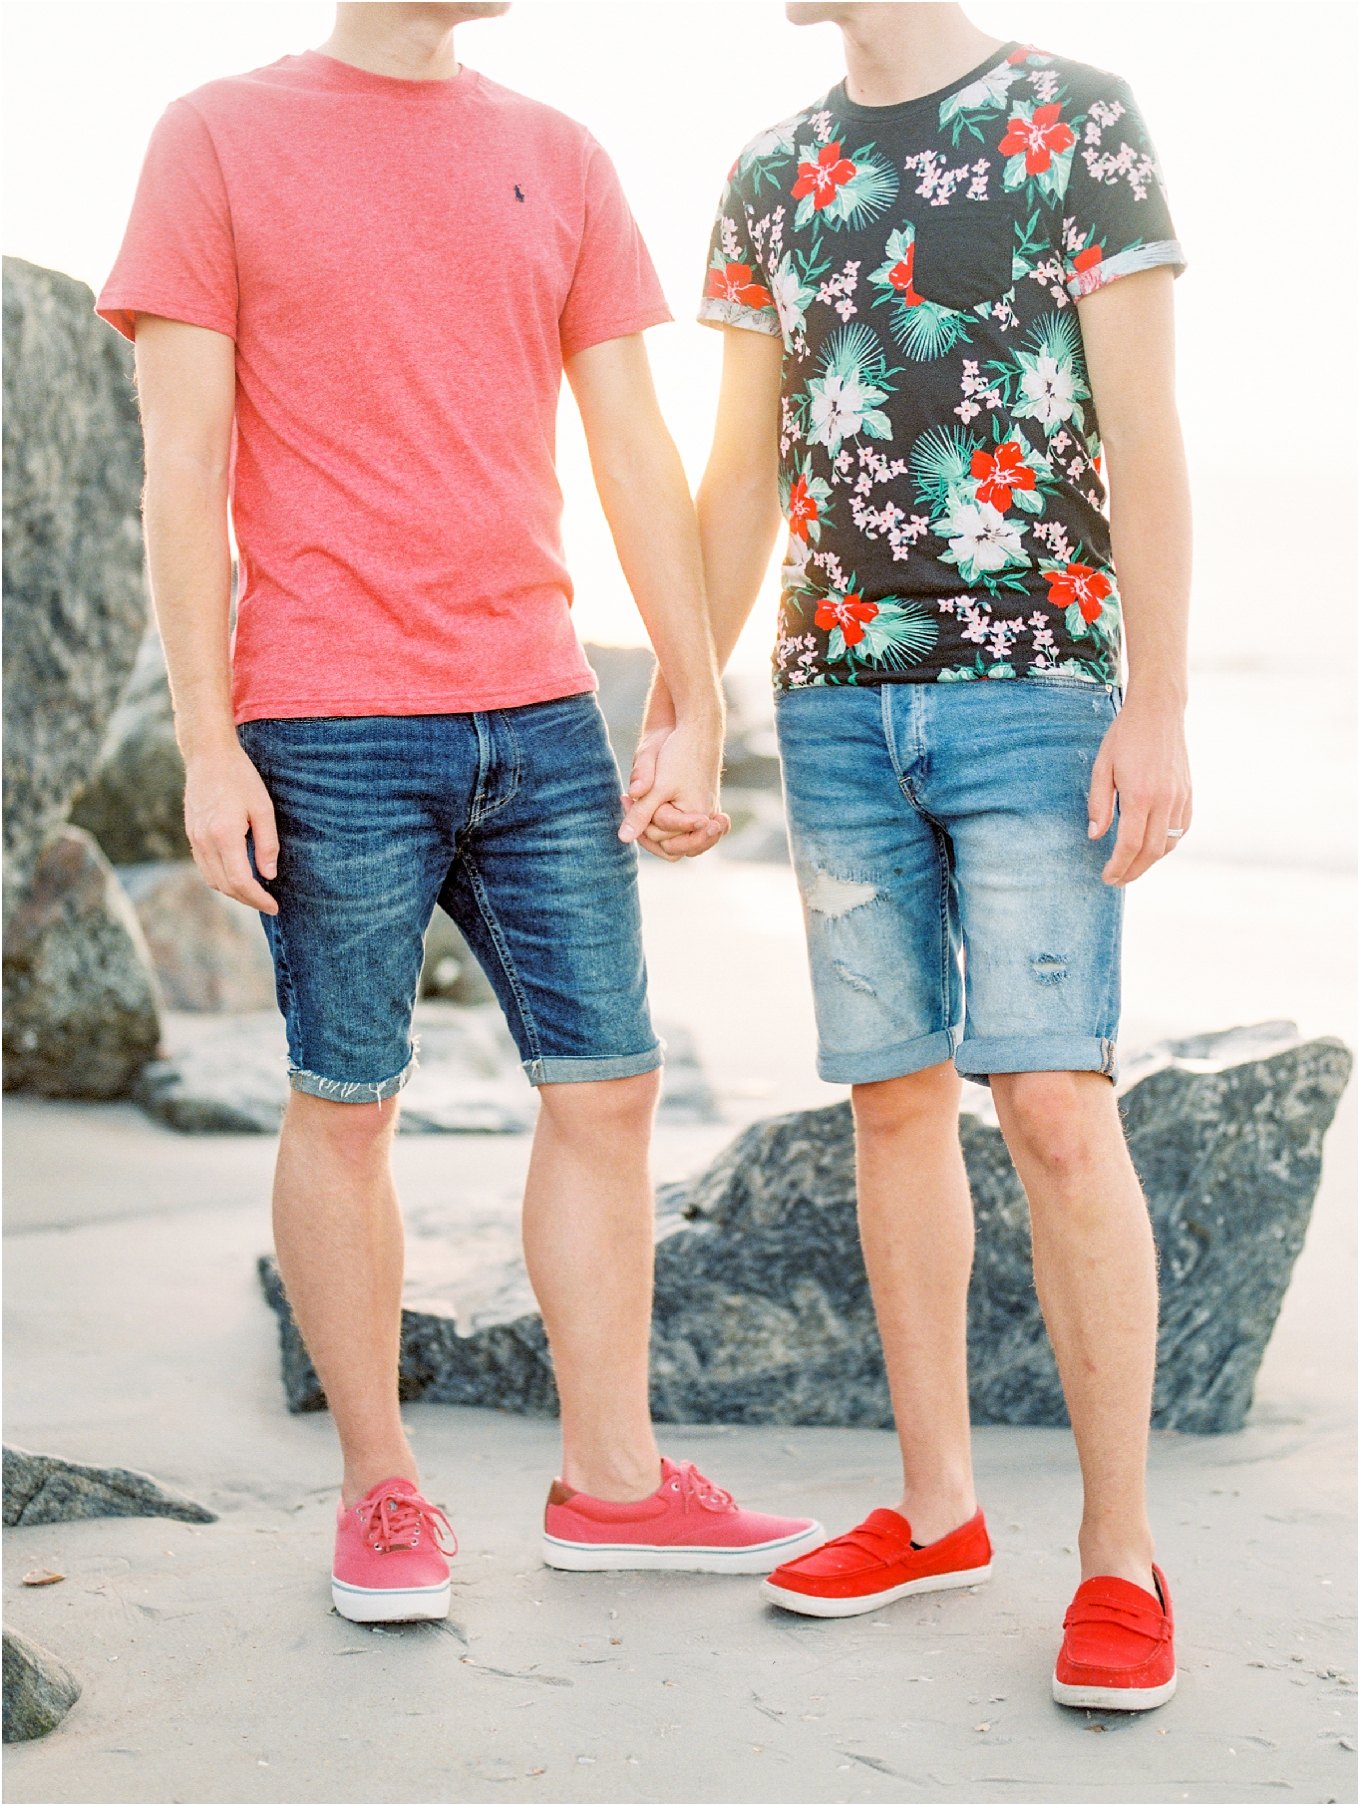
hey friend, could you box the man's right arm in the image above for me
[630,326,784,854]
[134,315,279,914]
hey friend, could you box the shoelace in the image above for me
[668,1462,736,1515]
[356,1484,457,1556]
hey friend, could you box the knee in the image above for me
[285,1089,398,1165]
[852,1061,960,1141]
[537,1068,661,1142]
[992,1071,1116,1183]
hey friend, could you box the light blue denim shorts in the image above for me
[774,677,1123,1086]
[239,694,662,1101]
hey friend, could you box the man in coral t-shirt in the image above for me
[98,1,824,1622]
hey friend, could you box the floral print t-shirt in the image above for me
[699,43,1184,690]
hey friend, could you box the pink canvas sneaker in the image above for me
[542,1457,825,1573]
[331,1477,456,1622]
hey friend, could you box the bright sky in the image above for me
[3,1,1356,673]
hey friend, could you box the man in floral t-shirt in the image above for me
[697,32,1183,688]
[635,2,1192,1713]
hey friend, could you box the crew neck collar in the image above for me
[299,47,478,97]
[831,41,1021,123]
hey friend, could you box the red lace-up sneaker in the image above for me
[331,1477,457,1622]
[1052,1565,1177,1710]
[761,1506,992,1618]
[542,1457,825,1573]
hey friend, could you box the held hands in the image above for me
[184,742,281,914]
[619,716,730,862]
[1088,694,1192,886]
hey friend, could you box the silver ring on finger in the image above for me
[1166,828,1185,840]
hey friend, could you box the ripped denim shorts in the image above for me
[774,676,1123,1086]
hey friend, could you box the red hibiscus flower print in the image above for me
[791,142,857,210]
[1073,245,1103,273]
[999,103,1075,175]
[787,475,819,542]
[815,591,879,646]
[969,442,1036,512]
[1006,44,1033,64]
[1044,562,1112,623]
[706,263,773,309]
[886,241,923,308]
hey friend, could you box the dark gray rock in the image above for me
[3,1630,80,1743]
[2,827,161,1098]
[3,1446,215,1527]
[258,1255,555,1416]
[261,1026,1351,1433]
[2,258,147,923]
[68,625,189,865]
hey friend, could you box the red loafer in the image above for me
[1052,1564,1177,1710]
[760,1505,992,1618]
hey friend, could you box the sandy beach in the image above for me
[3,839,1355,1806]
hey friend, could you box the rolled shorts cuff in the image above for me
[953,1034,1118,1084]
[524,1044,665,1087]
[816,1027,959,1086]
[287,1056,414,1105]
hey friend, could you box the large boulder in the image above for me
[260,1025,1351,1433]
[136,1003,538,1135]
[2,257,147,924]
[2,1630,80,1744]
[2,827,161,1098]
[136,1005,710,1134]
[118,859,275,1012]
[68,624,189,865]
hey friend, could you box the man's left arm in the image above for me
[565,334,728,858]
[1079,265,1193,886]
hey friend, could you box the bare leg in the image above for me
[272,1090,415,1508]
[522,1070,662,1503]
[852,1062,978,1544]
[990,1070,1158,1593]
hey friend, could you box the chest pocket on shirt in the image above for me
[909,203,1017,311]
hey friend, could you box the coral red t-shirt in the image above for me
[97,52,672,722]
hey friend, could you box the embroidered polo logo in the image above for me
[514,185,526,202]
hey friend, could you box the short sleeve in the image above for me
[696,162,781,338]
[1062,79,1186,300]
[96,100,238,343]
[558,143,671,360]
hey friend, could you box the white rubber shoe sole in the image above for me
[761,1561,993,1619]
[1052,1671,1177,1711]
[542,1521,826,1575]
[331,1575,451,1623]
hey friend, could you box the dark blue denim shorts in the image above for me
[238,694,662,1101]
